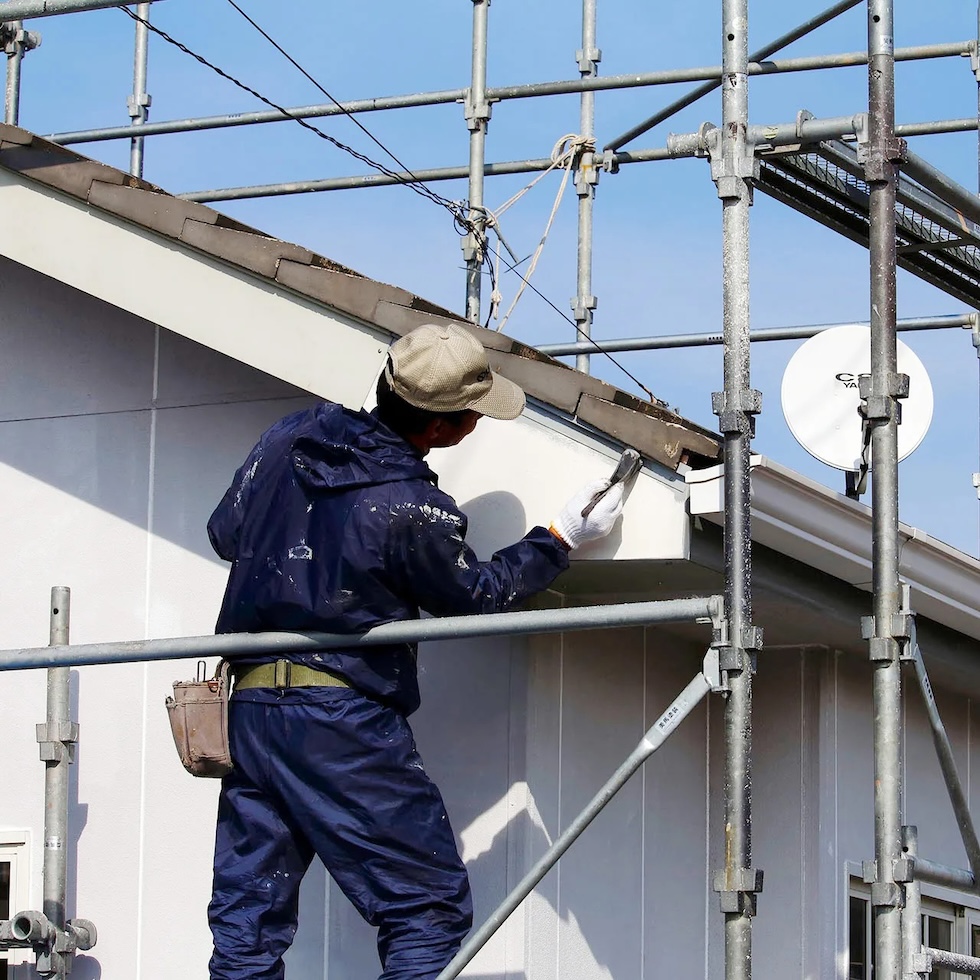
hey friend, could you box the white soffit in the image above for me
[687,456,980,641]
[431,407,690,562]
[0,168,388,408]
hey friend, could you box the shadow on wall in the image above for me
[454,490,529,559]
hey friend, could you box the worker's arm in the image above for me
[386,477,625,618]
[386,488,568,618]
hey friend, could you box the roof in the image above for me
[0,123,722,474]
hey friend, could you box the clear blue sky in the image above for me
[11,0,980,555]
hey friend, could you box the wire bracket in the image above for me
[127,92,153,119]
[35,719,78,764]
[712,867,764,915]
[712,620,763,676]
[712,388,762,435]
[463,89,492,132]
[705,125,760,201]
[857,133,907,182]
[575,45,601,75]
[858,371,909,423]
[0,22,41,56]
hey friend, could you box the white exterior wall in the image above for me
[0,255,317,979]
[3,252,980,980]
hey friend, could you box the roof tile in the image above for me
[576,393,720,468]
[87,180,217,238]
[276,260,416,322]
[180,220,315,278]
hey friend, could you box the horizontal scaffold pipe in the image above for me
[897,118,979,137]
[537,314,976,356]
[0,596,722,672]
[925,948,980,977]
[0,0,163,20]
[903,149,980,231]
[913,856,977,892]
[178,107,979,203]
[45,40,969,146]
[178,148,673,202]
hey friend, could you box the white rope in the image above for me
[484,133,595,332]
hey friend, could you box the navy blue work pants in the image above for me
[208,688,473,980]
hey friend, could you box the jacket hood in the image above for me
[290,402,434,492]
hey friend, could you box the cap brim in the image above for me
[468,372,526,420]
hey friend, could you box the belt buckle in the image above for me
[273,659,291,690]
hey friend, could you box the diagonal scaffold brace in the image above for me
[434,639,727,980]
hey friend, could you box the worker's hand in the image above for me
[550,478,626,550]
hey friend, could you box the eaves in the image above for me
[687,456,980,642]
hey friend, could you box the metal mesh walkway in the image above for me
[757,139,980,309]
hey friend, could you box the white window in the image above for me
[0,832,32,976]
[849,878,976,980]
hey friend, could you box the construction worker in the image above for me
[205,323,627,980]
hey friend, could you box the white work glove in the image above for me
[550,478,626,550]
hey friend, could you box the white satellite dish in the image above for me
[780,325,934,472]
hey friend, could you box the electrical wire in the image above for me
[118,5,658,403]
[118,6,470,230]
[222,0,443,209]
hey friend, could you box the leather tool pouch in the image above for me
[166,659,233,778]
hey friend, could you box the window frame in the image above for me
[848,871,980,980]
[0,831,32,970]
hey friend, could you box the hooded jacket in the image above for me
[208,401,570,714]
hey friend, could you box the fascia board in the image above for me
[687,456,980,641]
[0,167,389,409]
[432,404,690,562]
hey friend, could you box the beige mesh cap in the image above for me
[384,323,526,420]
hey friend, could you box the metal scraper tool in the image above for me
[580,448,643,519]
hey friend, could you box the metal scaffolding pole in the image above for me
[172,106,980,202]
[127,0,150,177]
[44,40,968,148]
[573,0,598,374]
[0,0,163,21]
[713,3,761,980]
[0,596,723,672]
[537,313,978,356]
[39,587,76,978]
[2,18,38,125]
[3,19,22,125]
[901,827,926,979]
[865,1,905,977]
[463,0,490,324]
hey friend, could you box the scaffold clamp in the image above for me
[712,867,764,914]
[858,371,909,423]
[711,388,762,435]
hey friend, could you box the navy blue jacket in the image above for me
[208,402,570,714]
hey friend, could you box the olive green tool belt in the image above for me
[233,659,351,691]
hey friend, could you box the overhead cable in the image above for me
[117,5,656,403]
[118,6,470,229]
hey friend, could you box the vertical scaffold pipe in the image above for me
[716,2,759,980]
[4,20,24,126]
[867,2,905,978]
[42,587,73,979]
[129,2,151,178]
[573,0,598,374]
[463,0,490,324]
